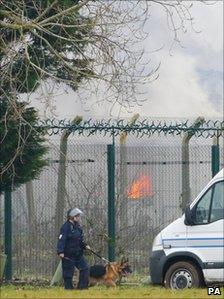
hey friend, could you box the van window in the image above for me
[195,188,212,224]
[195,181,224,225]
[210,181,224,222]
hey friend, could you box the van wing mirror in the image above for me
[184,204,194,226]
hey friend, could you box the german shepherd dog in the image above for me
[89,258,132,287]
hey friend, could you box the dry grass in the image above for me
[1,284,223,299]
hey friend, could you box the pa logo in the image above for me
[207,286,221,296]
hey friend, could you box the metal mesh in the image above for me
[11,143,108,279]
[6,141,218,279]
[115,144,213,273]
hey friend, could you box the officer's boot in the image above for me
[64,278,74,290]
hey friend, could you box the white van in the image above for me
[150,169,224,289]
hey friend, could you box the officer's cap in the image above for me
[67,208,83,218]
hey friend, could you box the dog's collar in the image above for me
[121,270,129,277]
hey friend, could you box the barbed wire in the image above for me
[37,119,224,138]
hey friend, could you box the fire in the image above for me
[127,175,154,200]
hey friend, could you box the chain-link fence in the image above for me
[5,140,223,280]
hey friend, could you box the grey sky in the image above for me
[30,1,223,120]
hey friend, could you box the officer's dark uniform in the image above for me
[57,220,89,289]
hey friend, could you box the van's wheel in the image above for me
[164,261,202,289]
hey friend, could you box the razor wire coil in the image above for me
[37,119,224,138]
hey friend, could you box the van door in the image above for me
[186,180,224,282]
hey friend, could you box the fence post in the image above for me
[181,117,205,213]
[181,139,191,214]
[118,114,139,237]
[54,116,82,269]
[107,144,115,261]
[212,137,220,177]
[4,191,12,280]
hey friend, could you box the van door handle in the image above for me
[163,244,171,249]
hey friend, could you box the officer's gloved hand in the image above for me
[59,253,64,259]
[85,245,91,251]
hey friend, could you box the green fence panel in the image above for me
[212,145,220,177]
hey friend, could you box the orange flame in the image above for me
[127,175,154,200]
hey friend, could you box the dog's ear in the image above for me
[120,256,126,264]
[121,257,128,264]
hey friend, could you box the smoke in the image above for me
[28,1,222,120]
[133,52,220,118]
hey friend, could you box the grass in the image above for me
[1,284,223,299]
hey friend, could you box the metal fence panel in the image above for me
[6,142,218,279]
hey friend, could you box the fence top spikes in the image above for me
[36,118,224,138]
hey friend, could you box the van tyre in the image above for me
[164,261,202,289]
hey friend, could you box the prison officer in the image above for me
[57,208,90,290]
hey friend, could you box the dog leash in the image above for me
[88,248,109,263]
[62,249,109,263]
